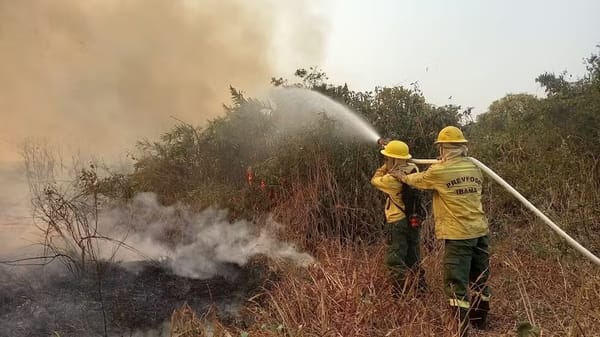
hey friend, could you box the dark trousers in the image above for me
[443,235,491,308]
[385,218,423,287]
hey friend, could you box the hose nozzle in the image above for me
[377,138,391,147]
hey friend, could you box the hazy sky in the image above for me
[317,0,600,113]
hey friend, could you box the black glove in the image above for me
[377,138,391,148]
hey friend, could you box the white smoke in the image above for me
[0,0,332,255]
[99,193,313,279]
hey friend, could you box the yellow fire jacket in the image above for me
[404,157,488,239]
[371,163,419,223]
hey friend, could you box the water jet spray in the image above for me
[265,87,599,266]
[268,87,380,143]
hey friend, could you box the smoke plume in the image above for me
[0,192,312,337]
[100,192,314,279]
[0,0,329,250]
[0,0,328,159]
[0,0,329,161]
[0,3,325,334]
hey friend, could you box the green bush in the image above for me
[100,69,464,244]
[467,48,600,255]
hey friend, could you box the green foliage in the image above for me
[469,47,600,254]
[98,47,600,256]
[100,69,463,243]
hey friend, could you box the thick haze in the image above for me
[0,0,329,250]
[0,0,328,162]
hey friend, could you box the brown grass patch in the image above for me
[169,235,600,337]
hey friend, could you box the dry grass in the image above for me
[169,234,600,337]
[242,241,452,337]
[490,237,600,336]
[170,304,236,337]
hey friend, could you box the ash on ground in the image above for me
[0,257,273,337]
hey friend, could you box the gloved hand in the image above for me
[390,170,406,182]
[377,138,391,148]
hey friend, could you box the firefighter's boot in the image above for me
[469,297,489,330]
[452,306,469,337]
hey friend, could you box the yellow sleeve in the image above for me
[371,165,402,194]
[404,165,439,190]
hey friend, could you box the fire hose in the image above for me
[409,157,600,266]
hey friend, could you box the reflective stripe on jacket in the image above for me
[404,157,488,239]
[371,163,419,223]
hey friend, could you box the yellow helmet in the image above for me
[380,140,412,159]
[435,126,468,144]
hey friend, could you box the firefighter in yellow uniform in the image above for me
[371,140,426,295]
[394,127,491,337]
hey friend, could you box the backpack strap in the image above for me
[400,167,426,218]
[387,167,419,216]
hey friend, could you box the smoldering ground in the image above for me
[0,193,313,337]
[99,193,313,278]
[0,2,327,333]
[0,261,266,337]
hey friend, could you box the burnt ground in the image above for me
[0,258,273,337]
